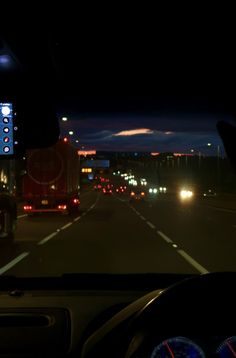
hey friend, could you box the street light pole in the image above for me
[217,145,220,190]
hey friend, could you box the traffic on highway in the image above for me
[2,26,236,358]
[0,150,236,277]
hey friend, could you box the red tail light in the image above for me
[73,198,80,204]
[24,205,32,211]
[58,205,67,210]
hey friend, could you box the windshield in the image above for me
[0,30,236,277]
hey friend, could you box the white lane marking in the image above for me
[17,214,27,219]
[37,232,58,245]
[60,222,73,230]
[140,215,146,220]
[0,252,29,275]
[157,230,173,243]
[177,249,209,274]
[207,206,236,214]
[87,204,95,212]
[37,198,99,245]
[146,221,156,229]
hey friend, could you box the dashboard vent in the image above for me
[0,313,51,327]
[0,308,70,355]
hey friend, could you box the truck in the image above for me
[22,139,80,215]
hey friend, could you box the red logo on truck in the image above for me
[27,148,64,185]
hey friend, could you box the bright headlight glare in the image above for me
[180,190,193,199]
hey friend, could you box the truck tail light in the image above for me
[72,198,80,205]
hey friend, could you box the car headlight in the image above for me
[180,190,193,199]
[153,188,158,194]
[149,188,153,193]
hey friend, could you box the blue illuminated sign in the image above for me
[0,103,13,155]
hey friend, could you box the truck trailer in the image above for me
[23,139,80,215]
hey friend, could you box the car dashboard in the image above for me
[0,273,234,357]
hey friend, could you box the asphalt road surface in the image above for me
[0,190,236,276]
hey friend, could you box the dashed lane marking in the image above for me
[157,231,173,243]
[146,221,156,229]
[0,252,29,275]
[177,249,209,274]
[60,222,73,230]
[37,232,58,245]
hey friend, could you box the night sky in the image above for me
[59,113,231,155]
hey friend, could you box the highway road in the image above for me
[0,190,236,276]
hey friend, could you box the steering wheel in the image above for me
[124,272,236,357]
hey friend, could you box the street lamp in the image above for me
[69,131,74,136]
[62,117,68,122]
[207,143,212,147]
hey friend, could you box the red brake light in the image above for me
[73,198,79,204]
[24,205,32,211]
[58,205,67,210]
